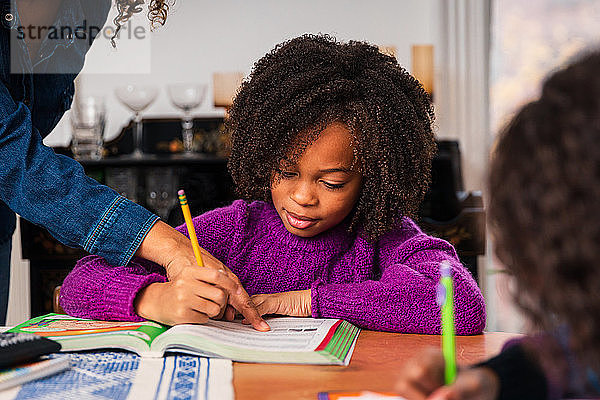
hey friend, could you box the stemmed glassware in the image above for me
[115,85,158,158]
[167,83,207,155]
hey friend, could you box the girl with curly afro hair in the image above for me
[61,34,485,336]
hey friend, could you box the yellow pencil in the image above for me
[177,189,204,267]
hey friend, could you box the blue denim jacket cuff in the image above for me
[83,195,159,266]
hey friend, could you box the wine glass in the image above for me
[115,85,158,158]
[167,83,207,155]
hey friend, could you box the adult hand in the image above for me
[137,220,229,281]
[198,249,271,331]
[134,266,233,326]
[395,347,499,400]
[135,220,270,331]
[248,290,312,320]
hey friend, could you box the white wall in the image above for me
[45,0,441,146]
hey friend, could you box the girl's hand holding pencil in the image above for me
[135,266,234,326]
[134,217,269,331]
[171,189,271,331]
[134,242,269,330]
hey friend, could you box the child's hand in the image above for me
[134,266,235,326]
[134,221,269,331]
[159,243,270,330]
[395,347,499,400]
[166,258,270,331]
[247,290,312,319]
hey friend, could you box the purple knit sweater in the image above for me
[60,200,486,334]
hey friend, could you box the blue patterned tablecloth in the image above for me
[1,352,233,400]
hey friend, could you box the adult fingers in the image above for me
[229,288,270,331]
[193,252,248,299]
[215,293,228,320]
[189,266,239,295]
[193,252,270,331]
[167,306,210,325]
[223,305,236,321]
[168,284,224,320]
[169,274,226,308]
[199,249,227,271]
[205,266,271,331]
[242,295,272,323]
[188,295,224,319]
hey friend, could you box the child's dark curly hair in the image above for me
[226,34,436,241]
[489,51,600,370]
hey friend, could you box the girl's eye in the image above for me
[322,181,345,190]
[280,171,297,179]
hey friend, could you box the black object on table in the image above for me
[0,332,61,369]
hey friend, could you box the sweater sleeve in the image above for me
[310,230,486,334]
[59,201,244,320]
[59,255,167,321]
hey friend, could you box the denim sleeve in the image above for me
[0,82,159,266]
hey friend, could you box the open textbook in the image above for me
[7,313,360,365]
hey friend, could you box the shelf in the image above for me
[77,153,228,167]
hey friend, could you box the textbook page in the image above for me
[159,317,337,351]
[153,317,357,364]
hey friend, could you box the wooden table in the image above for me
[233,331,520,400]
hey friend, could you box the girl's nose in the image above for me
[290,181,317,206]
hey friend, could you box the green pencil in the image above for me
[437,260,457,384]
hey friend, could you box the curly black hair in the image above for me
[226,34,436,242]
[112,0,173,47]
[489,51,600,371]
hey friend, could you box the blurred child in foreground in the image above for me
[396,50,600,400]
